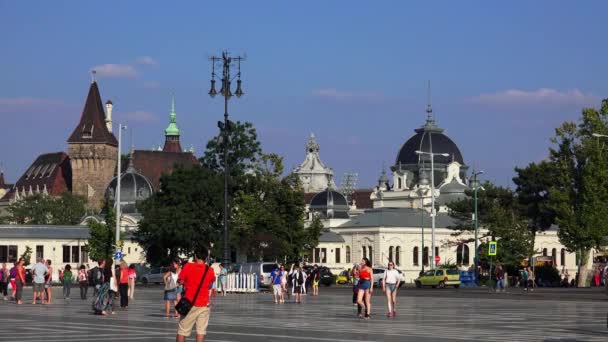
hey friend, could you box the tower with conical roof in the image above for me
[67,80,118,210]
[293,133,336,193]
[162,95,182,153]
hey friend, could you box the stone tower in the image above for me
[162,95,182,153]
[67,81,118,211]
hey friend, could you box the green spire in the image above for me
[165,94,180,136]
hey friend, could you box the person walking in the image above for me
[382,261,400,317]
[128,264,137,300]
[62,264,73,300]
[118,262,129,309]
[312,265,320,296]
[218,263,227,297]
[32,257,48,304]
[0,263,8,301]
[163,260,180,318]
[593,266,601,287]
[270,264,282,304]
[9,263,17,300]
[356,258,373,319]
[176,247,216,342]
[351,264,360,306]
[495,265,505,292]
[290,264,306,304]
[90,260,104,297]
[78,265,88,300]
[15,258,26,305]
[92,259,116,315]
[279,265,287,302]
[44,260,53,304]
[522,267,530,291]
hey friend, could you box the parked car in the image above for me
[302,265,334,286]
[235,262,277,288]
[336,270,349,284]
[415,269,460,288]
[141,267,169,285]
[372,267,405,288]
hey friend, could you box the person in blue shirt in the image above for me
[219,264,228,297]
[270,264,282,304]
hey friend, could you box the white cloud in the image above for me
[467,88,599,108]
[312,88,385,102]
[91,64,138,79]
[121,110,158,123]
[135,56,159,66]
[0,97,66,112]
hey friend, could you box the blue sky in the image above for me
[1,1,607,188]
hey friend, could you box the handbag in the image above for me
[165,273,178,291]
[175,264,211,317]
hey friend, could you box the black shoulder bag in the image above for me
[175,264,211,316]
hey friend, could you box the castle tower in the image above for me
[162,95,182,152]
[67,81,118,210]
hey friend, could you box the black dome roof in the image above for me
[310,189,348,207]
[105,165,153,214]
[395,125,464,166]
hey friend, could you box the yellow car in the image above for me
[336,270,349,284]
[415,269,461,288]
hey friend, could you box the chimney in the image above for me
[105,100,113,132]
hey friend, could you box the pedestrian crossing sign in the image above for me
[488,241,497,256]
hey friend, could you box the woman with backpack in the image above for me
[163,260,180,317]
[78,265,88,300]
[290,264,307,304]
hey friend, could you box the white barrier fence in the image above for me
[216,273,259,293]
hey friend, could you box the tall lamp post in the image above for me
[208,51,245,265]
[115,124,127,261]
[470,170,484,283]
[415,150,449,269]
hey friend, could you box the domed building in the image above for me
[104,156,154,230]
[371,107,469,212]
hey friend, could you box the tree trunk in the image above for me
[577,249,590,288]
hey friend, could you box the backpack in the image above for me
[297,271,304,285]
[90,267,102,286]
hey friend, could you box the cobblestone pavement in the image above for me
[0,286,606,341]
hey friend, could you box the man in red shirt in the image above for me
[176,248,216,342]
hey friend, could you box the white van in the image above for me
[235,262,277,288]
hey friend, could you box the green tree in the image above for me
[7,192,86,225]
[136,165,224,266]
[20,246,33,266]
[448,182,534,269]
[86,206,119,262]
[548,99,608,286]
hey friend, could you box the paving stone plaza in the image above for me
[0,286,606,341]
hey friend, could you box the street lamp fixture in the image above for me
[470,169,484,283]
[415,150,449,269]
[208,51,246,265]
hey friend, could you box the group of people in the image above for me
[269,263,317,304]
[350,258,401,319]
[89,260,138,315]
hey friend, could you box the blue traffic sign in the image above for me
[114,251,123,259]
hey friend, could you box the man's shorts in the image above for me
[273,284,282,296]
[177,306,211,336]
[33,282,45,292]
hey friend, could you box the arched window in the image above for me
[396,246,401,266]
[551,248,557,265]
[362,246,367,260]
[423,247,429,266]
[560,248,566,266]
[542,248,547,257]
[388,246,394,263]
[346,246,351,264]
[456,244,470,265]
[413,247,419,266]
[368,246,373,264]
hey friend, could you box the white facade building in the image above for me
[293,133,336,193]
